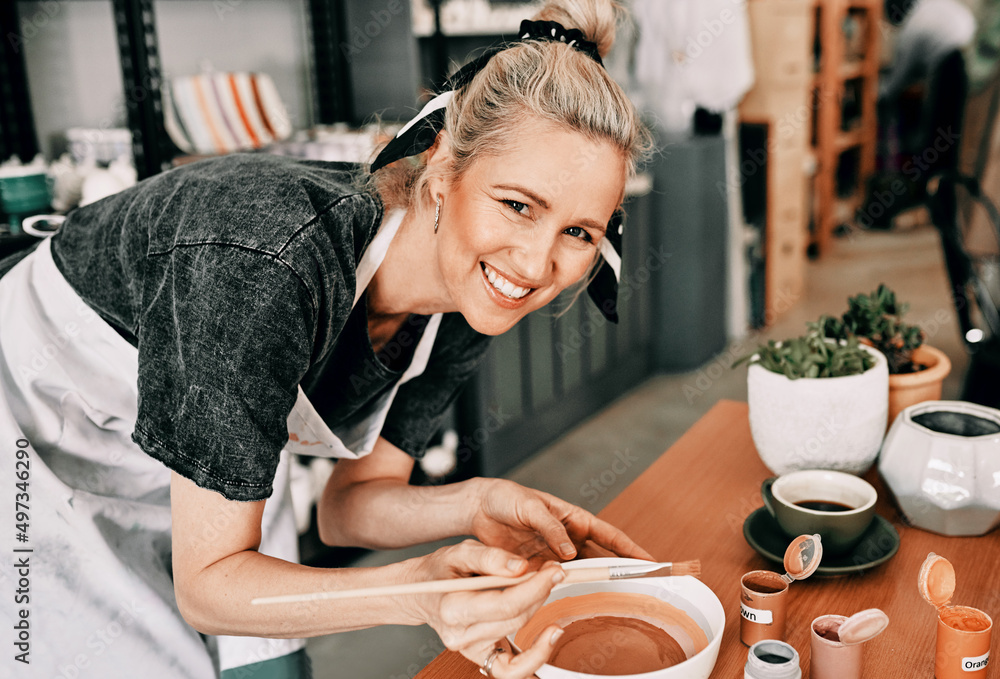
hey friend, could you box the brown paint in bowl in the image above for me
[515,592,709,676]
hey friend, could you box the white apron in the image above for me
[0,209,440,678]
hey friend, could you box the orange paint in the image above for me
[940,606,991,633]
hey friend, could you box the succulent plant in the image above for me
[734,320,875,379]
[821,284,925,374]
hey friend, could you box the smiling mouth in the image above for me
[480,262,536,304]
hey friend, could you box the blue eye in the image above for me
[564,226,594,243]
[502,199,530,216]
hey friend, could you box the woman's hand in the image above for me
[411,540,565,678]
[470,479,654,566]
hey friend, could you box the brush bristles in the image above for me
[670,560,701,577]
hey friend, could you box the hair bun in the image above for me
[533,0,621,59]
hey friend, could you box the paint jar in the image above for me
[744,640,801,679]
[810,615,863,679]
[740,570,789,646]
[918,553,993,678]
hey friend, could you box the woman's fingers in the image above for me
[446,539,529,578]
[520,498,577,560]
[440,563,564,632]
[493,627,563,679]
[578,515,654,560]
[540,492,654,561]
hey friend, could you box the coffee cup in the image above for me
[761,470,877,555]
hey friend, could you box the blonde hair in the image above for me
[368,0,652,213]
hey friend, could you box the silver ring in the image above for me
[479,647,506,677]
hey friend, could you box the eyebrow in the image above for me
[493,183,608,234]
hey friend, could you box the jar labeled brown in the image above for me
[740,570,789,646]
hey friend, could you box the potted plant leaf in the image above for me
[736,321,889,475]
[820,284,952,427]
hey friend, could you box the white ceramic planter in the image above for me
[879,400,1000,536]
[748,345,888,475]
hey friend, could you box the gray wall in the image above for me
[20,0,313,159]
[343,0,421,123]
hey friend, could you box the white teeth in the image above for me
[483,263,532,300]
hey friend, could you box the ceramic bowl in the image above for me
[510,558,725,679]
[253,72,293,141]
[879,400,1000,536]
[172,76,215,155]
[232,72,274,146]
[748,343,888,475]
[212,72,254,149]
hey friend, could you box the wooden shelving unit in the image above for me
[810,0,882,254]
[739,0,815,322]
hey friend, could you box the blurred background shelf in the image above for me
[811,0,881,255]
[0,0,357,178]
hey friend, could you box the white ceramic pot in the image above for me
[748,345,888,475]
[511,559,725,679]
[879,400,1000,536]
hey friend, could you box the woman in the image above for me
[0,0,653,677]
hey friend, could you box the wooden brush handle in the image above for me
[251,566,614,605]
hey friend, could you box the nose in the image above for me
[508,229,557,285]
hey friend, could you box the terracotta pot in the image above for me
[887,344,951,428]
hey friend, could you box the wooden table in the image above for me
[416,400,999,678]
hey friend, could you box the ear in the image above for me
[424,130,455,197]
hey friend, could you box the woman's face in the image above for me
[432,119,627,336]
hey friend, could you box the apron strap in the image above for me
[353,208,406,309]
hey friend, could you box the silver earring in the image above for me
[434,196,441,234]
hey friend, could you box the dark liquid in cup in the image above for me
[794,500,854,512]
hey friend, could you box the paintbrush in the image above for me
[251,560,701,605]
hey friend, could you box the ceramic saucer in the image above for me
[743,507,900,575]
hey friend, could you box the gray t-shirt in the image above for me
[48,153,490,501]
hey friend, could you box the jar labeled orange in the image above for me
[918,553,993,678]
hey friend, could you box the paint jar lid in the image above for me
[839,608,890,645]
[784,534,823,580]
[918,552,955,609]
